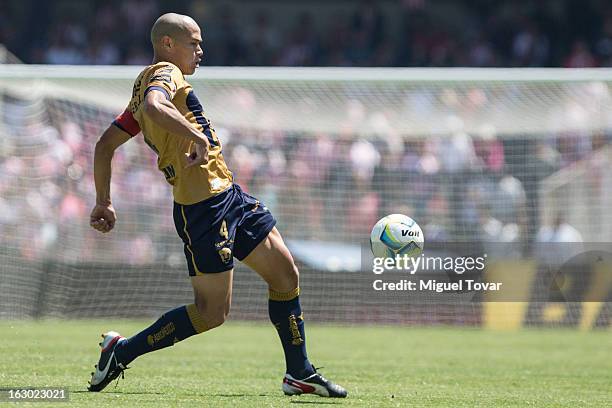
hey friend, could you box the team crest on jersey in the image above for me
[211,178,223,190]
[218,247,232,263]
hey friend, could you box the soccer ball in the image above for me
[370,214,424,259]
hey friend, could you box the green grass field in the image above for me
[0,320,610,407]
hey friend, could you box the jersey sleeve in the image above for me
[112,108,141,137]
[144,64,183,101]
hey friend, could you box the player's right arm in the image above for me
[90,123,132,233]
[143,89,209,166]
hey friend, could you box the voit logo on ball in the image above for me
[370,214,424,259]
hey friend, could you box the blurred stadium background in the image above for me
[0,0,610,331]
[2,0,612,67]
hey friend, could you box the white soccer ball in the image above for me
[370,214,424,259]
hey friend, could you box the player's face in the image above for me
[174,25,203,75]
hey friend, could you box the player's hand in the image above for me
[185,142,209,168]
[89,204,117,233]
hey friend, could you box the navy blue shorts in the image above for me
[173,184,276,275]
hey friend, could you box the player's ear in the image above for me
[162,35,173,50]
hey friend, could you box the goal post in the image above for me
[0,66,610,328]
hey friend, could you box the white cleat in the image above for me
[88,331,127,392]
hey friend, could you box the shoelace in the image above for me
[312,366,330,383]
[112,354,130,389]
[113,366,130,389]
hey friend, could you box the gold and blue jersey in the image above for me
[113,61,233,205]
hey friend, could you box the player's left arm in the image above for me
[90,122,133,233]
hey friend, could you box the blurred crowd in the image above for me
[1,0,611,67]
[0,92,609,264]
[229,128,608,246]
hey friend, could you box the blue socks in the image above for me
[268,287,314,379]
[113,292,313,381]
[115,304,207,365]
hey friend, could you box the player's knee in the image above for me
[194,299,229,330]
[284,262,299,289]
[205,313,227,330]
[270,262,299,292]
[291,263,300,287]
[201,310,227,330]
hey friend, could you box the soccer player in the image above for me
[87,13,346,398]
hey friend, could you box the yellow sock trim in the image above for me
[269,287,300,301]
[186,303,208,333]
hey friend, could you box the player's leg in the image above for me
[90,195,237,392]
[116,269,232,365]
[190,269,233,330]
[88,270,231,392]
[240,227,307,374]
[243,227,298,293]
[240,227,347,398]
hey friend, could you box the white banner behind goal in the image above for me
[1,66,612,137]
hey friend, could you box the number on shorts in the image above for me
[220,219,228,239]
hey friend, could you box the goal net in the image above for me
[0,65,610,329]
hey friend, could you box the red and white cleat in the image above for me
[282,369,347,398]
